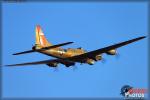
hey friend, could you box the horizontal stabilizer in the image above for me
[13,42,74,55]
[39,42,73,50]
[13,50,34,55]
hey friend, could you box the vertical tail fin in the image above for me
[35,25,52,48]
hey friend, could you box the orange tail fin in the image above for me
[35,25,52,47]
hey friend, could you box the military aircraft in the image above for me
[6,25,146,67]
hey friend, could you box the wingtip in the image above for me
[66,42,74,44]
[3,64,12,67]
[136,36,147,40]
[141,36,147,38]
[70,42,74,43]
[12,53,19,55]
[12,53,16,55]
[5,64,19,67]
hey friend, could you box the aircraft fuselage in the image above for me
[39,48,86,59]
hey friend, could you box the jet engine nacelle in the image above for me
[46,62,58,67]
[86,59,95,65]
[106,49,116,55]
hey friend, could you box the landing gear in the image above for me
[65,63,75,67]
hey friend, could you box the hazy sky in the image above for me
[2,2,148,98]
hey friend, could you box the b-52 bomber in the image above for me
[6,25,146,67]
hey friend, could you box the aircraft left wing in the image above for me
[65,36,146,62]
[6,59,74,67]
[6,59,59,66]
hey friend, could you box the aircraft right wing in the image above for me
[65,36,146,62]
